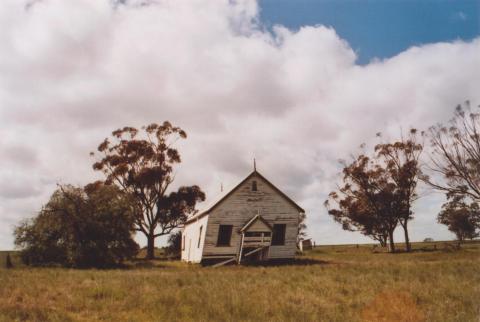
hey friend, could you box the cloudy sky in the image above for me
[0,0,479,249]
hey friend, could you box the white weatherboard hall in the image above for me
[181,167,305,266]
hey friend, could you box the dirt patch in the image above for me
[362,290,425,322]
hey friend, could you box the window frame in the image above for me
[271,224,286,246]
[198,225,203,248]
[216,225,233,247]
[252,180,257,191]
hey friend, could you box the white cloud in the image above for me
[0,0,479,249]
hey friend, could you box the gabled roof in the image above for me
[256,170,305,213]
[185,170,304,225]
[240,214,272,232]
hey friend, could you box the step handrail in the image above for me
[243,246,266,257]
[212,256,237,268]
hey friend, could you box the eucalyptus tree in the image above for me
[92,122,205,259]
[426,101,480,201]
[325,154,399,252]
[375,129,424,252]
[438,194,480,242]
[425,102,480,246]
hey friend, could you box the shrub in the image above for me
[165,231,182,259]
[14,183,139,268]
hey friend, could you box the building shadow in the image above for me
[124,258,171,269]
[243,257,330,267]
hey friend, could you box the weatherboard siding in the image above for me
[202,173,299,259]
[245,219,271,232]
[181,214,208,263]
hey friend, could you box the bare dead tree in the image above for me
[425,101,480,201]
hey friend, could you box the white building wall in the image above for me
[181,214,209,263]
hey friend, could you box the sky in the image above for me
[0,0,479,250]
[260,0,479,64]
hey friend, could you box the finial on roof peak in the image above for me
[253,158,256,171]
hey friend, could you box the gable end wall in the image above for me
[203,174,300,259]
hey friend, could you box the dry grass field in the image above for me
[1,241,479,322]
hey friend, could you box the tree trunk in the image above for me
[403,221,411,252]
[146,234,155,260]
[381,234,387,248]
[388,230,396,253]
[457,235,464,245]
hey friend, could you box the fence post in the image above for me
[6,253,13,269]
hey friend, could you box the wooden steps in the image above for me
[212,246,268,268]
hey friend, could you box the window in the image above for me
[272,224,286,246]
[198,226,203,248]
[182,234,185,250]
[216,225,233,246]
[252,180,257,191]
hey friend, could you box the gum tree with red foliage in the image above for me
[92,122,205,259]
[375,129,424,252]
[438,194,480,242]
[325,154,400,252]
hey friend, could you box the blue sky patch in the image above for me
[259,0,479,64]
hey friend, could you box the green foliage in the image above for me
[438,195,480,241]
[14,183,139,268]
[165,231,182,258]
